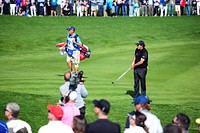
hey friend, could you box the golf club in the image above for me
[112,68,130,84]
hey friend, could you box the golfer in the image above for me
[130,40,148,98]
[63,26,83,73]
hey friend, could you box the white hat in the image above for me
[69,91,77,101]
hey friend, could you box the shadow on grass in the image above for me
[125,90,135,99]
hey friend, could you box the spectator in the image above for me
[116,0,122,16]
[163,123,182,133]
[57,0,62,16]
[38,0,45,16]
[10,0,16,15]
[0,120,8,133]
[128,0,134,17]
[68,0,74,15]
[122,0,128,16]
[80,0,88,16]
[148,0,154,16]
[59,71,88,118]
[63,1,71,16]
[46,0,51,16]
[172,113,190,133]
[105,0,113,16]
[21,0,27,13]
[30,0,37,16]
[90,0,98,16]
[0,0,4,15]
[72,115,87,133]
[38,104,73,133]
[125,95,163,133]
[168,0,175,16]
[98,0,104,16]
[3,0,10,15]
[4,102,32,133]
[124,111,148,133]
[154,0,160,16]
[191,0,197,15]
[197,0,200,15]
[140,0,148,16]
[159,0,167,17]
[175,0,181,16]
[133,0,140,16]
[86,99,121,133]
[51,0,57,16]
[180,0,186,15]
[61,91,80,127]
[185,0,191,15]
[76,0,82,16]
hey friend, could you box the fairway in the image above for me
[0,15,200,133]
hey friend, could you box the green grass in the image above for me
[0,15,200,133]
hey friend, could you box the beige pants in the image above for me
[67,50,80,64]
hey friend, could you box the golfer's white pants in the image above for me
[10,4,15,15]
[77,6,82,16]
[30,5,36,16]
[197,2,200,15]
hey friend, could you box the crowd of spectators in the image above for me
[0,0,199,17]
[1,93,199,133]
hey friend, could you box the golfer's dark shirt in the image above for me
[134,48,148,69]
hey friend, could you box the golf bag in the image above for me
[56,42,91,61]
[80,44,91,61]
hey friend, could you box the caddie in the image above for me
[62,26,83,73]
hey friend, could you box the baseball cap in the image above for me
[93,99,110,114]
[68,91,78,101]
[67,26,75,31]
[135,40,145,46]
[131,95,151,105]
[47,104,63,120]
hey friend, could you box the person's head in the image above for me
[135,40,145,50]
[93,99,110,116]
[72,115,87,133]
[172,113,190,132]
[130,111,146,126]
[64,71,71,82]
[47,104,63,121]
[163,123,182,133]
[67,26,75,35]
[131,95,151,111]
[65,91,78,103]
[5,102,20,119]
[15,127,28,133]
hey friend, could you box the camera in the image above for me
[69,71,85,91]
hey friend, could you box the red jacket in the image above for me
[180,0,186,6]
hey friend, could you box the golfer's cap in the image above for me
[47,104,63,120]
[136,40,145,46]
[93,99,110,114]
[132,95,152,105]
[67,26,75,31]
